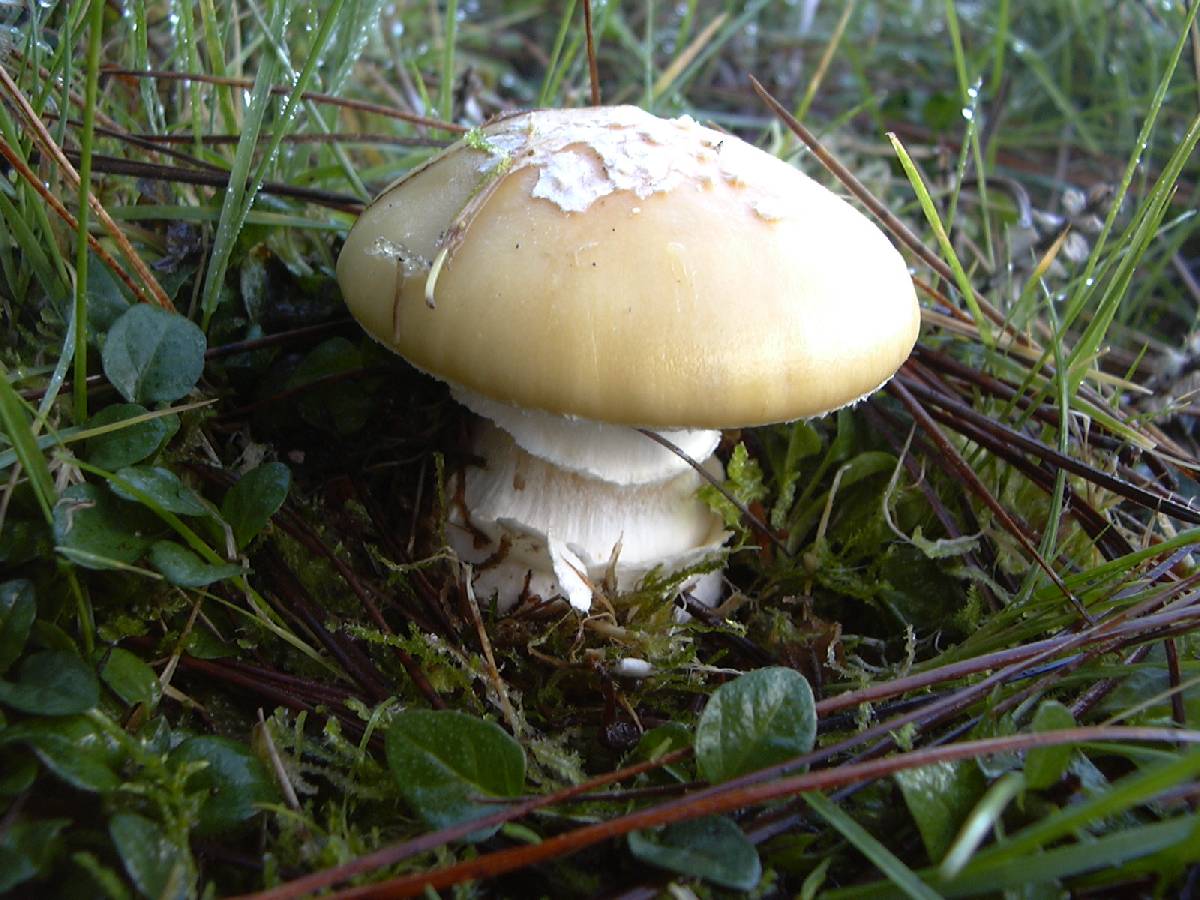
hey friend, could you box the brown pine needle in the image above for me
[0,135,156,307]
[319,728,1200,899]
[583,0,601,106]
[887,377,1095,624]
[0,64,175,311]
[100,67,468,133]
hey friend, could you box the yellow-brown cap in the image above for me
[337,106,919,429]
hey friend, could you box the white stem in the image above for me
[448,421,728,611]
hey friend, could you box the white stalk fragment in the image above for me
[614,657,656,679]
[448,419,728,612]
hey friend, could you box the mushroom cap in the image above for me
[337,106,919,429]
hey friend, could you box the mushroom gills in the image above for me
[452,386,721,485]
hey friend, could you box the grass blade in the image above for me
[1060,0,1200,335]
[887,133,992,347]
[201,0,348,329]
[803,792,942,900]
[969,750,1200,863]
[198,2,288,328]
[941,816,1197,896]
[71,0,105,424]
[1067,113,1200,394]
[0,369,57,525]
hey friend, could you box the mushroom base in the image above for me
[448,421,729,612]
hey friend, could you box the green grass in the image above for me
[2,1,1200,897]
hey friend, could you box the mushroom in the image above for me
[336,106,919,613]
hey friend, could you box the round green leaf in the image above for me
[0,748,37,795]
[169,736,277,834]
[101,304,206,404]
[0,819,69,895]
[220,462,291,550]
[109,812,192,900]
[0,579,36,674]
[0,715,122,792]
[894,761,986,861]
[100,647,163,708]
[148,541,242,588]
[0,519,49,567]
[1026,700,1077,790]
[53,483,163,570]
[695,667,816,784]
[85,250,132,337]
[0,651,99,715]
[628,816,761,891]
[631,722,693,783]
[112,466,207,516]
[386,709,525,838]
[84,404,178,470]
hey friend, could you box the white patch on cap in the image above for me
[750,198,788,222]
[479,107,732,215]
[365,237,429,276]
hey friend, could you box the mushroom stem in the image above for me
[447,414,728,612]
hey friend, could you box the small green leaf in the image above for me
[84,404,178,470]
[239,253,270,324]
[895,760,986,862]
[695,667,816,784]
[0,715,121,792]
[770,420,823,528]
[0,818,69,894]
[138,715,174,757]
[0,579,36,674]
[53,483,162,570]
[109,812,191,900]
[169,736,277,834]
[32,620,81,655]
[0,519,49,567]
[700,443,768,529]
[99,647,162,708]
[0,748,37,795]
[184,628,234,660]
[628,816,761,891]
[148,542,242,588]
[386,709,525,838]
[631,722,693,782]
[221,462,291,550]
[112,466,207,516]
[86,250,132,337]
[1025,701,1076,790]
[908,525,981,560]
[0,651,99,715]
[101,305,206,405]
[68,851,132,900]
